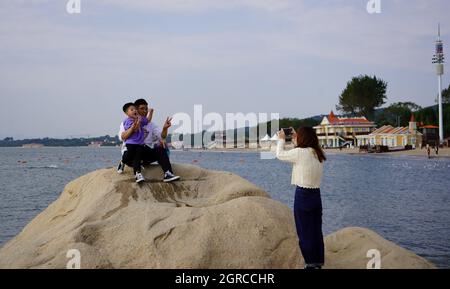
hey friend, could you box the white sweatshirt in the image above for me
[276,140,324,189]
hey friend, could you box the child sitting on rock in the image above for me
[120,102,153,183]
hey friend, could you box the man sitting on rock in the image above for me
[117,98,180,183]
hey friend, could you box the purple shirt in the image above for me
[123,116,149,145]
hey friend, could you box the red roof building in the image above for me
[313,111,376,148]
[362,114,423,148]
[419,124,440,146]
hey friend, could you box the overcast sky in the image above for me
[0,0,449,138]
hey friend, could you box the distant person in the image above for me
[435,145,439,155]
[426,144,431,159]
[118,99,180,183]
[119,102,152,183]
[276,126,326,269]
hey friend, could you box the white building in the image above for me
[314,111,376,148]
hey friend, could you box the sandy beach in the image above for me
[323,147,450,158]
[186,146,450,159]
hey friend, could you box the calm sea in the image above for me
[0,147,449,268]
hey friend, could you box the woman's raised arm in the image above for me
[276,130,299,163]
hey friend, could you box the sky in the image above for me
[0,0,449,139]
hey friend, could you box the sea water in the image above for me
[0,147,449,268]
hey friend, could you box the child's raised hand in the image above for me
[132,117,141,131]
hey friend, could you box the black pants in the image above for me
[294,186,324,266]
[122,144,145,175]
[142,145,173,174]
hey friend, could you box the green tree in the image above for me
[259,117,320,136]
[442,84,450,104]
[337,75,387,120]
[415,106,438,126]
[375,102,422,127]
[414,103,450,138]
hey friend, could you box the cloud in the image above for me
[0,0,449,137]
[1,0,447,72]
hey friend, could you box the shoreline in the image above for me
[323,147,450,159]
[180,147,450,159]
[2,145,450,159]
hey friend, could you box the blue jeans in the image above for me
[294,186,324,266]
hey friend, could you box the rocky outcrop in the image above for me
[324,227,435,269]
[0,164,435,269]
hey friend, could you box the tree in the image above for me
[442,84,450,104]
[336,75,387,120]
[375,102,422,127]
[259,117,320,136]
[414,103,450,138]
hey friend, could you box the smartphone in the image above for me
[282,128,293,136]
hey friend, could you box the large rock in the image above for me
[324,227,435,269]
[0,164,300,269]
[0,164,435,269]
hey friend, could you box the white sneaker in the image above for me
[163,171,180,183]
[117,161,125,174]
[135,172,145,183]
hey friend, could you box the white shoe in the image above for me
[117,161,125,174]
[135,172,145,183]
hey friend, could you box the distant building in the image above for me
[170,141,184,150]
[420,124,439,147]
[361,115,422,148]
[88,141,103,148]
[213,130,253,149]
[314,111,376,148]
[214,131,226,148]
[22,143,44,148]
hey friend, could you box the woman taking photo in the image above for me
[276,126,326,269]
